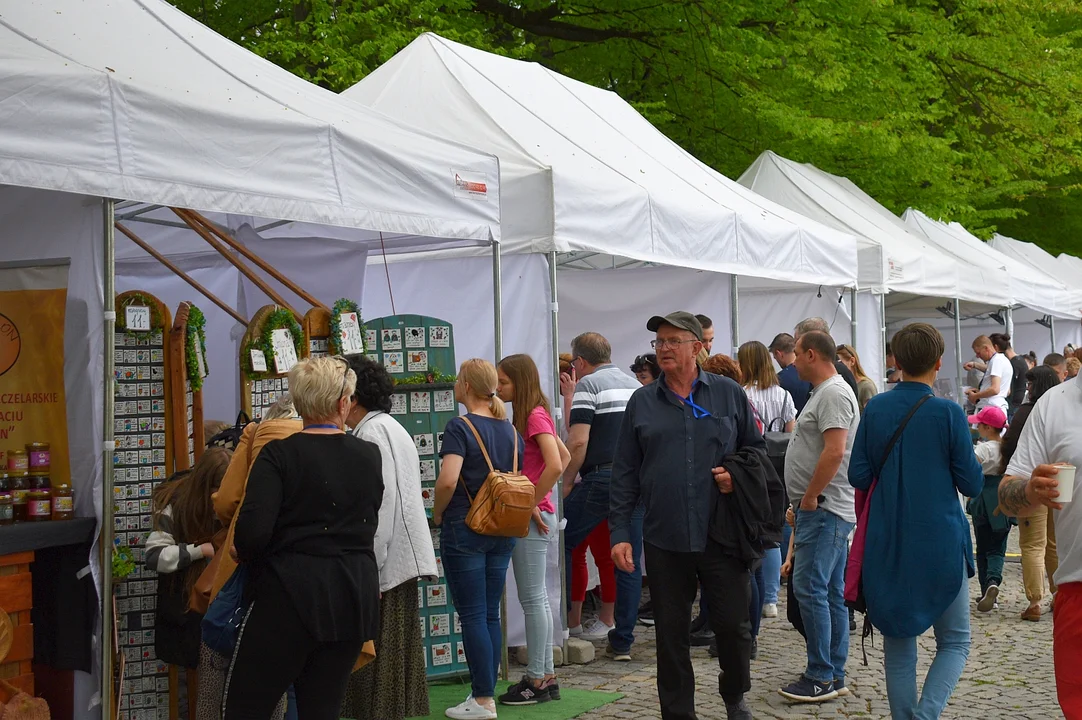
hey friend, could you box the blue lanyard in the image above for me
[304,423,340,430]
[682,382,712,419]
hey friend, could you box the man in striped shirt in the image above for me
[563,332,644,658]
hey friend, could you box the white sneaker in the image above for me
[578,618,615,641]
[568,624,583,637]
[762,603,778,618]
[977,585,999,613]
[445,695,498,719]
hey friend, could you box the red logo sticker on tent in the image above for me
[452,170,489,200]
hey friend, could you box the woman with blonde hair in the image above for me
[433,359,525,720]
[737,341,796,433]
[495,354,570,706]
[837,343,878,412]
[224,356,384,720]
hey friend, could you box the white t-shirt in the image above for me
[978,353,1013,411]
[744,384,796,432]
[974,441,1002,475]
[1006,375,1082,587]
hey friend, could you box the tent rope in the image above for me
[380,232,397,316]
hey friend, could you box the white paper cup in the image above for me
[1056,464,1076,503]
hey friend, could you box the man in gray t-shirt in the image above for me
[779,331,860,704]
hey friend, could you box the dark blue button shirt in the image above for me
[778,364,812,414]
[609,370,765,554]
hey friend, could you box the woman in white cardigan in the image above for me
[341,355,438,720]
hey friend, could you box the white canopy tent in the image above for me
[989,234,1082,353]
[739,151,1015,399]
[1,1,505,716]
[346,32,861,648]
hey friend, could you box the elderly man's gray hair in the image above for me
[794,317,830,339]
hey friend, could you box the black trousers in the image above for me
[223,578,363,720]
[644,540,752,720]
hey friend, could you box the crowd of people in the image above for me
[141,316,1082,720]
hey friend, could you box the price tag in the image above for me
[271,328,298,374]
[250,349,268,373]
[125,306,151,332]
[339,313,365,356]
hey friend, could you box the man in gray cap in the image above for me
[610,311,765,720]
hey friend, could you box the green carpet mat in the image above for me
[412,680,623,719]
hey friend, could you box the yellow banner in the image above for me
[0,263,71,489]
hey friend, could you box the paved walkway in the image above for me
[552,535,1061,719]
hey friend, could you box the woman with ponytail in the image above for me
[433,359,525,720]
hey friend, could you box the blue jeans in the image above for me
[511,510,556,679]
[284,686,297,720]
[761,544,782,605]
[608,505,645,654]
[793,508,854,684]
[441,517,515,698]
[883,582,970,720]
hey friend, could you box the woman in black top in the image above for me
[225,356,384,720]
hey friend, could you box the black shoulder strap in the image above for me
[878,394,932,471]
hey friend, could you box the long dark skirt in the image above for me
[340,580,429,720]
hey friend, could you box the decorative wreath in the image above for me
[112,544,136,580]
[328,298,367,356]
[243,308,303,380]
[115,292,165,332]
[393,366,457,386]
[185,304,209,391]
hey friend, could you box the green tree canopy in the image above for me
[174,0,1082,256]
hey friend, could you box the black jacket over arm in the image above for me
[708,446,784,565]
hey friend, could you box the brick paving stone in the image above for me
[552,530,1062,719]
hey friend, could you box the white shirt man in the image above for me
[1000,373,1081,714]
[966,336,1013,412]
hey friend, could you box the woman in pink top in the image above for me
[496,354,570,706]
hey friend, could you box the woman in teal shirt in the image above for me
[849,324,983,720]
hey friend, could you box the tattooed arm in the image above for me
[999,466,1066,518]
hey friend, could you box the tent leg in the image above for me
[849,288,858,351]
[547,252,568,658]
[954,298,964,405]
[492,240,508,681]
[101,198,116,718]
[730,275,740,350]
[880,294,888,387]
[1050,315,1057,354]
[1005,307,1014,339]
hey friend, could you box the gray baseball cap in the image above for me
[646,311,703,340]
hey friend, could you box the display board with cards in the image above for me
[303,306,332,358]
[239,304,306,420]
[169,302,205,471]
[365,315,467,678]
[112,290,175,719]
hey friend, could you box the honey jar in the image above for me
[7,449,28,475]
[26,443,50,474]
[27,488,51,522]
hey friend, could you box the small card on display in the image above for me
[380,328,402,350]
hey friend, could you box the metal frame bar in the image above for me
[546,252,569,660]
[492,239,508,681]
[880,293,888,386]
[1050,315,1057,353]
[729,275,740,350]
[850,288,858,355]
[954,298,964,405]
[101,198,116,718]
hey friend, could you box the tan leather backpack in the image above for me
[458,417,535,538]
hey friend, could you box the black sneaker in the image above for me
[690,626,715,647]
[498,677,550,706]
[778,675,839,703]
[725,697,753,720]
[750,637,758,660]
[638,600,655,627]
[541,679,561,701]
[708,638,718,658]
[849,608,857,633]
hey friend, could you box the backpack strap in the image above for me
[460,417,495,473]
[877,394,932,471]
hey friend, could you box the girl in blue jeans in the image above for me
[434,359,525,720]
[849,324,983,720]
[496,355,570,705]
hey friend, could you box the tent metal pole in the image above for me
[880,293,888,386]
[547,251,569,657]
[850,288,858,353]
[954,298,964,405]
[101,198,116,718]
[730,275,740,350]
[492,239,508,681]
[1050,315,1057,354]
[1005,307,1014,339]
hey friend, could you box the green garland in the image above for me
[185,304,209,391]
[115,292,165,332]
[243,308,303,379]
[328,298,367,356]
[393,366,457,386]
[112,545,136,580]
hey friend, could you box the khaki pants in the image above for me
[1019,506,1058,603]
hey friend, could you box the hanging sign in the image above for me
[271,329,298,374]
[125,306,151,332]
[249,349,268,373]
[339,312,365,356]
